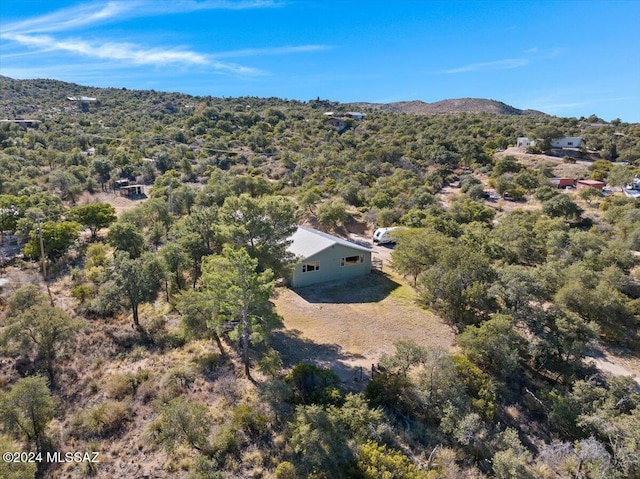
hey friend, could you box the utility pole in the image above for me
[37,217,54,306]
[37,217,47,282]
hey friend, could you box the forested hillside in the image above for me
[1,76,640,479]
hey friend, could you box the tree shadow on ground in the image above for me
[271,329,371,390]
[292,272,401,304]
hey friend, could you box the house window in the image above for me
[302,262,320,273]
[341,255,363,266]
[568,142,573,146]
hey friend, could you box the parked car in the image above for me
[373,227,403,245]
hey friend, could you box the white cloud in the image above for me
[0,0,322,79]
[1,0,279,34]
[2,32,263,74]
[440,47,567,75]
[4,33,204,65]
[1,2,138,34]
[441,58,529,74]
[211,45,330,59]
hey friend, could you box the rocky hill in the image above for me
[353,98,547,116]
[2,76,546,119]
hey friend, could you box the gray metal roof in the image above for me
[287,226,371,259]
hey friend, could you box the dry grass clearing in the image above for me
[272,272,455,381]
[495,147,593,178]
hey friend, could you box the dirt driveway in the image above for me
[272,272,455,383]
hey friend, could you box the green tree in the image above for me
[220,194,298,277]
[331,394,385,441]
[542,194,583,220]
[555,270,634,343]
[70,202,116,239]
[578,186,602,205]
[274,462,297,479]
[457,314,524,379]
[201,246,275,378]
[448,196,495,224]
[379,339,429,376]
[607,164,634,189]
[160,242,190,292]
[176,288,225,355]
[285,363,342,405]
[289,404,354,476]
[589,159,612,181]
[1,305,84,383]
[533,126,564,151]
[0,434,37,479]
[490,265,545,321]
[452,355,497,420]
[23,220,81,262]
[415,347,469,423]
[111,251,164,328]
[316,199,348,229]
[528,308,599,380]
[0,194,27,233]
[492,156,522,176]
[107,221,145,259]
[357,440,426,478]
[547,377,640,476]
[493,210,562,265]
[466,183,486,201]
[492,428,533,479]
[91,157,113,191]
[417,242,495,326]
[5,284,46,314]
[298,186,322,214]
[0,376,54,452]
[151,396,213,454]
[391,229,442,285]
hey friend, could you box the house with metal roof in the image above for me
[576,179,605,191]
[287,226,372,288]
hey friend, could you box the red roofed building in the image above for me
[576,180,605,191]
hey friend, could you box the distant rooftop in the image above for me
[67,96,97,102]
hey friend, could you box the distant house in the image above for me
[287,226,372,288]
[67,96,97,102]
[324,117,347,133]
[550,178,575,189]
[576,180,605,191]
[550,137,582,148]
[0,119,40,125]
[345,112,366,120]
[517,136,583,149]
[114,179,130,190]
[118,185,144,197]
[517,137,536,148]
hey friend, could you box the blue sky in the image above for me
[1,0,639,122]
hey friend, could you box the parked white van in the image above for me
[372,227,403,245]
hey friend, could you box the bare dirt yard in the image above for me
[272,271,455,385]
[495,147,593,178]
[76,190,148,216]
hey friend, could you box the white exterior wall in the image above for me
[290,244,372,288]
[517,137,536,148]
[550,137,583,148]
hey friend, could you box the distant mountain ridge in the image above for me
[1,76,546,117]
[351,98,547,116]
